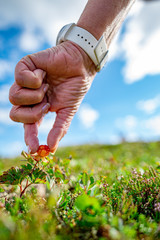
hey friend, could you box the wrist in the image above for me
[69,41,97,73]
[62,40,97,75]
[56,23,109,71]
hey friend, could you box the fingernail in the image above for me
[42,71,46,79]
[42,103,50,115]
[44,84,49,93]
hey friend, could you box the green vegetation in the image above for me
[0,142,160,240]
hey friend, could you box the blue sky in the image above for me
[0,0,160,157]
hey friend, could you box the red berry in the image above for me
[37,145,50,157]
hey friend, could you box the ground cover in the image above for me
[0,142,159,240]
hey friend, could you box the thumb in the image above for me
[47,108,75,153]
[24,123,39,153]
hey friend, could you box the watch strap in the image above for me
[56,23,108,71]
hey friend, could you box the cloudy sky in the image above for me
[0,0,160,157]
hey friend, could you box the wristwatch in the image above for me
[56,23,109,72]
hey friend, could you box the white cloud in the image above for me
[115,115,139,142]
[114,113,160,142]
[125,115,137,129]
[0,108,13,125]
[137,95,160,114]
[109,32,121,60]
[121,1,160,83]
[115,115,137,130]
[0,84,10,104]
[0,0,88,51]
[125,131,139,142]
[78,104,99,129]
[0,60,13,80]
[144,115,160,135]
[1,0,159,81]
[108,134,121,145]
[19,31,42,52]
[1,0,160,80]
[110,1,160,83]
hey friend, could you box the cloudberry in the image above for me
[37,145,50,157]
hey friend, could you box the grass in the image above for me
[0,141,160,240]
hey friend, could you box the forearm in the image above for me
[77,0,135,48]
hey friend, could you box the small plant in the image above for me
[0,145,70,198]
[101,167,160,220]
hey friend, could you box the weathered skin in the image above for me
[9,41,96,153]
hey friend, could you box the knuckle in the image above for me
[9,85,16,105]
[9,89,21,105]
[9,93,16,105]
[37,91,44,102]
[9,109,16,122]
[9,93,19,105]
[15,77,22,86]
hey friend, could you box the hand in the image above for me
[9,41,96,153]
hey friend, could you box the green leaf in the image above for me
[55,169,65,181]
[20,164,33,182]
[0,187,4,193]
[63,179,69,184]
[0,164,35,185]
[90,176,94,185]
[74,193,100,212]
[41,161,50,168]
[27,157,34,165]
[21,163,32,172]
[59,200,68,209]
[47,168,54,177]
[74,193,103,224]
[82,171,89,186]
[0,167,23,185]
[63,159,70,169]
[32,168,47,184]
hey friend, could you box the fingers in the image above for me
[10,100,50,123]
[23,108,75,154]
[47,108,75,153]
[24,123,39,153]
[15,59,46,89]
[9,82,49,106]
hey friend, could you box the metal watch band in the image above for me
[56,23,108,71]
